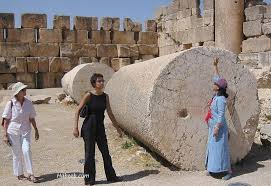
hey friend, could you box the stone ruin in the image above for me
[2,0,271,169]
[0,13,158,89]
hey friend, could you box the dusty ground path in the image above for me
[0,88,271,186]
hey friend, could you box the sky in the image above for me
[0,0,171,29]
[1,0,271,29]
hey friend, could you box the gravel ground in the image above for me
[0,88,271,186]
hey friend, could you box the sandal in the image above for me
[28,175,37,183]
[17,175,27,180]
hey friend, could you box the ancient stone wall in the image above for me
[155,0,215,56]
[239,5,271,129]
[0,13,158,89]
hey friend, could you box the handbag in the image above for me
[79,104,88,118]
[204,97,213,124]
[1,100,13,127]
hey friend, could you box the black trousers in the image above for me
[82,116,117,183]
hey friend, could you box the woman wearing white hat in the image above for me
[2,82,39,182]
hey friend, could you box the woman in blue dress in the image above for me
[205,58,232,180]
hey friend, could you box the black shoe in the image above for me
[85,181,95,185]
[107,176,122,183]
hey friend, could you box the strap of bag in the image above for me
[1,100,13,127]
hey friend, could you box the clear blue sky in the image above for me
[0,0,171,29]
[1,0,271,29]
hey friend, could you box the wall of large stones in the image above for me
[239,5,271,128]
[0,13,158,89]
[155,0,214,56]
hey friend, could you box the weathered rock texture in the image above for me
[105,47,259,170]
[61,63,114,103]
[0,13,157,89]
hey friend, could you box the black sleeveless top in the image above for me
[86,92,107,116]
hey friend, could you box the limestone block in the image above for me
[192,26,214,43]
[112,18,120,31]
[64,30,89,44]
[132,22,142,32]
[53,15,70,29]
[111,31,135,44]
[79,57,98,64]
[262,22,271,35]
[21,14,47,28]
[89,31,111,44]
[0,57,16,73]
[60,43,96,57]
[74,16,98,31]
[123,18,135,31]
[130,45,139,57]
[141,55,155,61]
[99,57,111,66]
[0,74,16,83]
[203,41,215,47]
[29,43,59,57]
[258,89,271,129]
[117,45,130,58]
[38,57,49,72]
[177,9,192,19]
[5,28,35,43]
[243,20,262,37]
[61,63,114,103]
[138,32,158,45]
[242,36,271,53]
[105,47,259,170]
[16,57,28,73]
[145,20,157,32]
[39,72,63,88]
[138,44,159,56]
[100,17,113,31]
[245,5,266,21]
[0,13,14,28]
[39,29,62,43]
[0,42,30,57]
[16,73,35,88]
[49,57,71,73]
[238,53,259,68]
[97,44,118,58]
[111,58,131,71]
[27,57,39,72]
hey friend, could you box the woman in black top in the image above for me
[73,73,122,185]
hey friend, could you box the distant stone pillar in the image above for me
[215,0,245,54]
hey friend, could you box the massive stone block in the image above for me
[16,72,36,88]
[38,57,49,72]
[27,57,39,72]
[245,5,266,21]
[111,58,131,71]
[89,31,111,44]
[111,31,135,44]
[74,16,98,31]
[60,43,96,57]
[29,43,59,57]
[138,32,158,45]
[39,29,62,43]
[138,44,159,56]
[0,13,15,28]
[105,47,259,170]
[0,42,30,57]
[53,15,70,29]
[4,28,35,43]
[100,17,113,31]
[0,57,16,73]
[16,57,28,73]
[243,20,262,37]
[49,57,71,73]
[97,44,118,58]
[64,30,89,44]
[145,20,157,32]
[0,73,16,83]
[61,63,114,103]
[242,36,271,53]
[21,14,47,28]
[112,18,120,31]
[117,45,131,58]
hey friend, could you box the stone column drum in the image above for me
[105,47,259,170]
[61,62,114,103]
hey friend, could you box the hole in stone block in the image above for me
[199,42,204,46]
[88,31,92,40]
[61,28,67,42]
[110,31,114,41]
[3,28,8,41]
[134,31,139,43]
[178,109,188,118]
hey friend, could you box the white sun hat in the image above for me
[12,82,28,96]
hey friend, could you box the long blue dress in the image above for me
[205,77,231,173]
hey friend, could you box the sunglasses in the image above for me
[96,80,105,83]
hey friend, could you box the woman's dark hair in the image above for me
[217,87,229,98]
[90,73,104,88]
